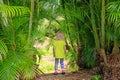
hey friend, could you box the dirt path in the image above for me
[34,70,93,80]
[34,55,94,80]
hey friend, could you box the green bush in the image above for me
[38,60,54,73]
[91,75,101,80]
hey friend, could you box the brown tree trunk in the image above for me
[103,43,120,80]
[112,41,119,54]
[28,0,34,43]
[99,48,107,65]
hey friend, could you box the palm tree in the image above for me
[59,0,97,68]
[62,0,120,79]
[60,0,120,68]
[106,1,120,54]
[0,1,40,80]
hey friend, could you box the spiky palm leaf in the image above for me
[106,1,120,22]
[106,1,120,48]
[0,3,40,80]
[0,49,37,80]
[0,40,8,62]
[0,4,30,17]
[0,22,39,80]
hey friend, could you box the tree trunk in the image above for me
[100,0,107,65]
[90,0,107,66]
[89,0,100,50]
[28,0,34,43]
[90,0,106,64]
[101,0,105,48]
[112,45,119,54]
[112,23,120,54]
[99,49,107,65]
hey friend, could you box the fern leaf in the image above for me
[106,1,120,22]
[0,40,8,61]
[0,4,30,17]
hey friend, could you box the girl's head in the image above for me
[56,30,64,40]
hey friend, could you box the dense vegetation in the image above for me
[0,0,120,80]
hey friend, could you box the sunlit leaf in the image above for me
[106,1,120,22]
[0,40,8,61]
[0,4,30,17]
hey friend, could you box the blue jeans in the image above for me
[54,58,64,71]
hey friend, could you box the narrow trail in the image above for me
[34,55,94,80]
[34,70,93,80]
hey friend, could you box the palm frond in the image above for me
[0,4,30,17]
[17,47,39,79]
[106,1,120,22]
[0,48,38,80]
[0,51,20,80]
[0,40,8,62]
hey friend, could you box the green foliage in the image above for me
[82,46,96,68]
[65,51,79,71]
[0,40,8,62]
[65,51,77,61]
[37,46,53,56]
[0,4,39,79]
[39,60,54,73]
[1,0,120,79]
[39,1,59,20]
[7,0,30,6]
[91,75,101,80]
[0,4,30,17]
[0,49,37,80]
[106,1,120,22]
[59,0,97,69]
[106,1,120,50]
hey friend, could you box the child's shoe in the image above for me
[61,70,65,75]
[53,71,58,75]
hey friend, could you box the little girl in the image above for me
[53,30,66,75]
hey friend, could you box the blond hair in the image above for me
[56,31,64,40]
